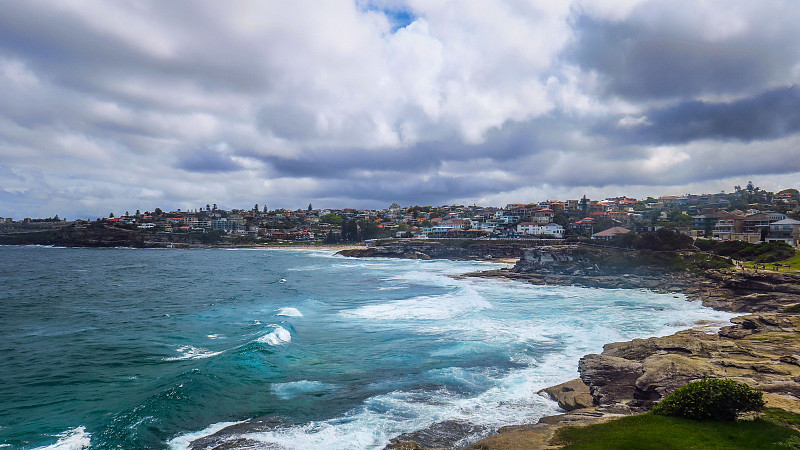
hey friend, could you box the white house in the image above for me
[766,218,800,247]
[517,222,564,237]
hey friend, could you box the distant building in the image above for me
[591,227,631,240]
[516,222,564,237]
[766,218,800,247]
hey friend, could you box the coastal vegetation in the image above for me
[553,409,800,449]
[695,239,796,263]
[651,378,764,421]
[568,245,733,274]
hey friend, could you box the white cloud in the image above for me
[0,1,799,218]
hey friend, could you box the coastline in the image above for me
[336,243,800,449]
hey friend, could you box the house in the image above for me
[766,218,800,247]
[572,217,596,233]
[692,213,722,235]
[443,218,471,230]
[742,213,777,234]
[532,209,555,224]
[516,222,565,237]
[712,215,745,241]
[591,227,631,240]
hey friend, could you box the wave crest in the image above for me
[257,326,292,346]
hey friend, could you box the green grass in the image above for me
[763,407,800,428]
[742,249,800,273]
[553,412,800,449]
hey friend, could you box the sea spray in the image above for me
[0,247,735,449]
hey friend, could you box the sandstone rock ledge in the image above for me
[459,313,800,450]
[373,245,800,449]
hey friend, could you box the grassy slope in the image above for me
[553,410,800,450]
[741,249,800,273]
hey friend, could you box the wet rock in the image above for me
[387,420,487,449]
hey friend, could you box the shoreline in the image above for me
[458,270,800,449]
[335,243,800,449]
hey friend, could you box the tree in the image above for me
[253,204,259,212]
[358,220,382,240]
[668,212,693,228]
[580,195,589,213]
[263,205,268,213]
[206,204,211,211]
[212,203,217,211]
[109,212,114,218]
[154,208,163,216]
[321,213,343,225]
[324,230,340,244]
[341,218,360,242]
[778,188,799,198]
[308,203,313,212]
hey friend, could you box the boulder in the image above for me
[578,355,643,408]
[539,378,595,411]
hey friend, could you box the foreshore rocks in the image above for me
[578,314,800,413]
[337,240,534,261]
[0,222,150,247]
[538,379,594,412]
[357,243,800,449]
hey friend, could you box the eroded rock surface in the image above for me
[538,379,594,412]
[578,314,800,414]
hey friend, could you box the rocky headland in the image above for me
[337,239,536,261]
[342,242,800,449]
[0,221,249,248]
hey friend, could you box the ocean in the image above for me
[0,246,735,449]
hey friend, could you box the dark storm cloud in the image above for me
[310,170,517,206]
[176,150,243,173]
[253,119,559,179]
[597,85,800,145]
[567,10,800,100]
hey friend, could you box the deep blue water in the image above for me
[0,246,734,449]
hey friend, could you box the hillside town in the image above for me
[2,183,799,248]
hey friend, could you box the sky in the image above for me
[1,0,800,219]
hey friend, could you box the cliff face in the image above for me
[0,223,147,247]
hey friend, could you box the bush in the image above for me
[699,240,795,263]
[653,378,764,421]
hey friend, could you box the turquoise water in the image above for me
[0,246,735,449]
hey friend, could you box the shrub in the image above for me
[652,378,764,421]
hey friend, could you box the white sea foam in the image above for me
[183,360,565,450]
[377,286,405,291]
[166,421,246,450]
[276,307,303,317]
[164,345,223,361]
[33,426,91,450]
[257,326,291,346]
[164,256,736,450]
[271,380,336,400]
[342,285,492,321]
[206,334,222,339]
